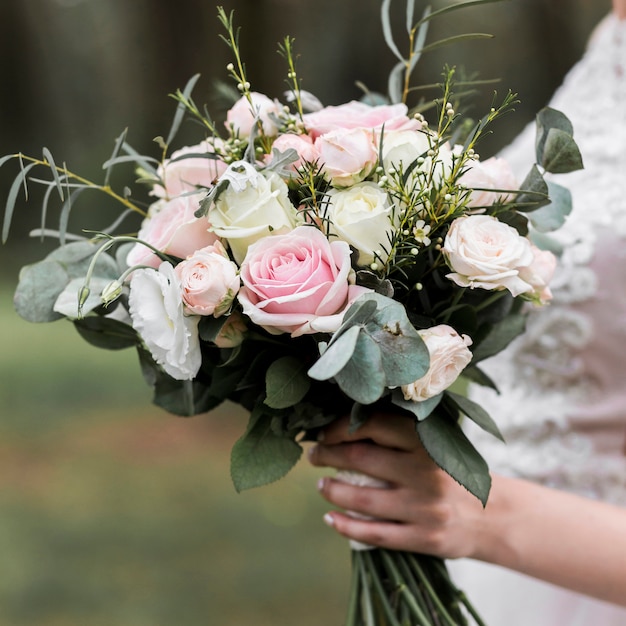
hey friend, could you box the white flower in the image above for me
[325,182,395,266]
[412,220,432,247]
[128,262,201,380]
[210,169,302,264]
[402,325,473,401]
[221,160,261,192]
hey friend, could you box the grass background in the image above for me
[0,287,350,626]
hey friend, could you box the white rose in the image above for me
[175,241,240,316]
[226,92,283,138]
[381,129,453,186]
[325,182,395,267]
[128,262,201,380]
[401,325,473,401]
[459,156,518,208]
[210,166,303,264]
[443,215,535,296]
[315,127,377,187]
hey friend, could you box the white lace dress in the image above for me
[448,12,626,625]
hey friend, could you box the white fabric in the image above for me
[449,13,626,623]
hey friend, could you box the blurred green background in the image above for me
[0,1,612,624]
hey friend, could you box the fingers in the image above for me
[320,412,420,451]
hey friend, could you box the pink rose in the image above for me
[303,101,419,138]
[518,244,557,305]
[315,128,377,187]
[175,241,240,316]
[459,156,518,208]
[226,92,283,138]
[267,133,321,172]
[443,215,535,296]
[127,195,218,269]
[401,325,473,401]
[153,140,228,199]
[237,225,370,337]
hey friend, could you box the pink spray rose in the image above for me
[267,133,321,172]
[303,101,419,138]
[459,156,518,208]
[175,241,240,316]
[126,195,218,269]
[315,127,378,187]
[237,225,370,337]
[518,244,557,305]
[153,140,228,199]
[401,325,473,401]
[226,92,283,138]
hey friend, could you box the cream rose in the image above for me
[226,92,283,138]
[210,164,303,264]
[518,244,557,305]
[325,182,395,267]
[459,156,518,208]
[401,325,473,401]
[126,195,218,269]
[443,215,536,296]
[315,127,377,187]
[153,140,228,199]
[237,225,370,337]
[128,262,201,380]
[175,241,240,316]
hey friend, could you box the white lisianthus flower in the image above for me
[210,167,302,264]
[325,182,395,266]
[402,325,473,401]
[128,262,201,380]
[443,215,535,296]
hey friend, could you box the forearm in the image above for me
[479,475,626,606]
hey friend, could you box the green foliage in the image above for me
[264,357,310,409]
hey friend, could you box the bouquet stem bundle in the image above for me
[349,550,485,626]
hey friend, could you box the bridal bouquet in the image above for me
[3,1,582,624]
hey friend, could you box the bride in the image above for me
[308,0,626,622]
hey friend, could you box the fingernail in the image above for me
[323,513,335,528]
[317,477,326,491]
[317,430,325,442]
[307,445,317,461]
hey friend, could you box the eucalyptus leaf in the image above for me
[14,260,68,323]
[231,408,303,492]
[529,181,572,233]
[198,315,230,343]
[471,313,526,363]
[265,356,311,409]
[461,365,498,392]
[417,415,491,505]
[541,128,584,174]
[166,73,201,147]
[535,107,574,163]
[42,147,64,200]
[307,325,361,381]
[54,277,113,318]
[3,161,38,244]
[47,241,119,280]
[335,331,386,405]
[515,165,550,211]
[74,316,138,350]
[445,390,504,441]
[392,389,443,421]
[103,128,128,187]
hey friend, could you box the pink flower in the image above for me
[226,92,283,138]
[315,127,377,187]
[459,156,518,208]
[175,241,240,316]
[401,325,473,401]
[126,195,218,269]
[268,133,321,171]
[237,226,370,337]
[518,244,557,305]
[303,101,419,139]
[153,140,228,199]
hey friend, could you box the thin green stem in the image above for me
[345,551,361,626]
[361,551,403,626]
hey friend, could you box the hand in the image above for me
[308,412,489,560]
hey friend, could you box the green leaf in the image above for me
[461,365,498,392]
[47,241,119,280]
[198,315,229,343]
[417,415,491,505]
[335,331,386,405]
[14,260,68,323]
[74,316,139,350]
[231,408,303,491]
[445,391,504,441]
[3,160,38,244]
[391,389,443,420]
[265,356,311,409]
[529,181,572,233]
[42,147,64,201]
[53,277,112,318]
[541,128,584,174]
[515,165,550,212]
[307,325,361,381]
[535,107,573,163]
[471,313,526,363]
[166,73,201,147]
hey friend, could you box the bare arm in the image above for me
[308,413,626,607]
[615,0,626,20]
